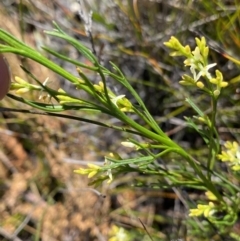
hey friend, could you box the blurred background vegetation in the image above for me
[0,0,240,240]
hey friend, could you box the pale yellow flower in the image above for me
[108,225,130,241]
[218,141,240,171]
[189,202,215,218]
[205,191,217,201]
[74,163,100,178]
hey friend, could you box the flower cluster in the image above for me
[189,190,237,227]
[11,76,51,101]
[189,201,216,218]
[109,225,130,241]
[56,88,84,105]
[11,76,42,94]
[189,191,217,218]
[74,163,101,178]
[74,152,118,184]
[164,36,228,96]
[94,81,133,112]
[218,141,240,171]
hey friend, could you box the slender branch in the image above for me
[0,107,142,136]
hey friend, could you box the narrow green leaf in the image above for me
[186,97,204,117]
[42,46,98,71]
[44,28,97,64]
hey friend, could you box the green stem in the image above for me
[207,96,219,178]
[179,150,223,202]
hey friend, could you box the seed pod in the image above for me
[0,54,11,100]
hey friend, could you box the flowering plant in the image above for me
[0,23,239,238]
